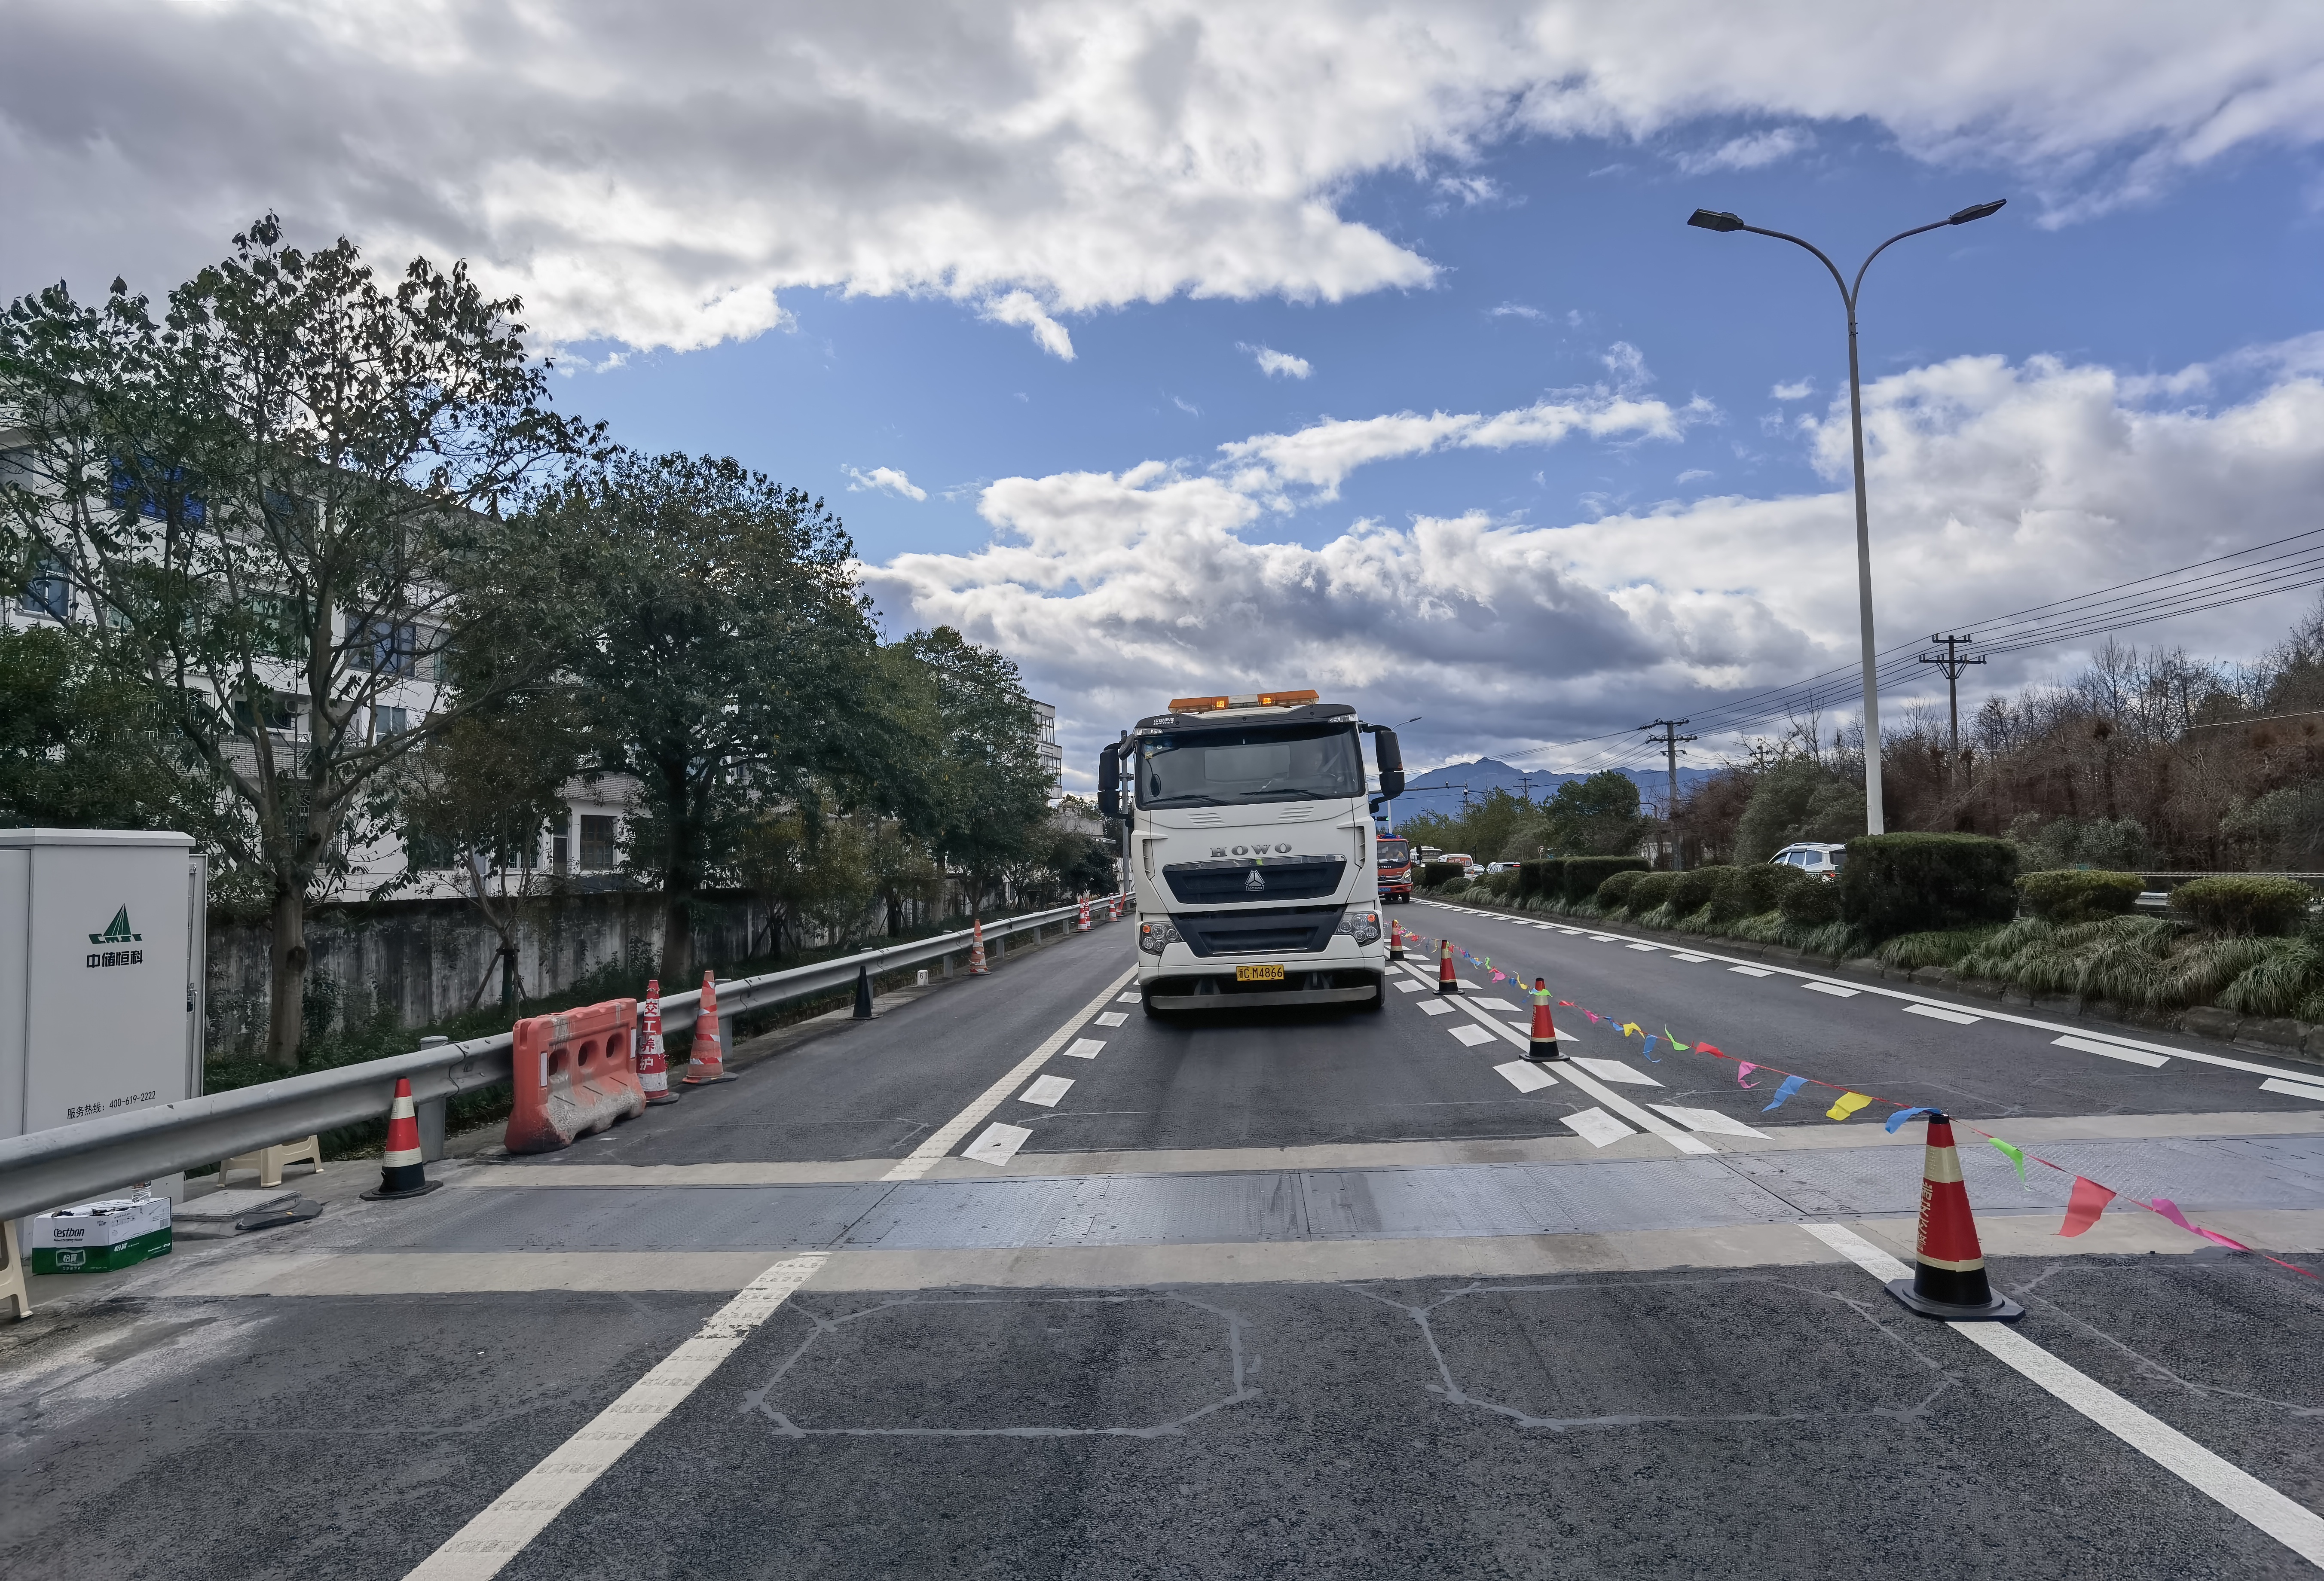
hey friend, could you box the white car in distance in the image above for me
[1771,842,1847,879]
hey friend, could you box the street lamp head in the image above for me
[1948,198,2006,226]
[1688,208,1746,233]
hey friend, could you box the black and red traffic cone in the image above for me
[1388,921,1405,962]
[1527,977,1565,1061]
[361,1077,442,1200]
[1888,1111,2023,1320]
[1437,938,1459,995]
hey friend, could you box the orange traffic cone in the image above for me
[638,979,680,1105]
[1437,938,1459,995]
[1388,922,1405,962]
[361,1077,441,1199]
[681,970,736,1084]
[968,919,989,975]
[1527,977,1565,1061]
[1076,896,1092,933]
[1888,1111,2023,1320]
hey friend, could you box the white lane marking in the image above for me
[1571,1057,1663,1087]
[1394,979,1428,994]
[1398,960,1714,1154]
[963,1123,1033,1165]
[1418,999,1455,1017]
[1667,952,1709,963]
[1093,1011,1128,1027]
[1556,927,1585,936]
[1802,981,1859,998]
[1019,1074,1074,1107]
[1903,1002,1981,1025]
[1624,942,1660,952]
[884,966,1136,1181]
[404,1253,827,1581]
[1649,1104,1768,1138]
[1562,1107,1634,1148]
[1729,965,1774,977]
[1115,992,1141,1003]
[1495,1061,1560,1092]
[1448,1024,1496,1047]
[1060,1038,1106,1059]
[1801,1222,2324,1569]
[1470,997,1520,1011]
[2260,1077,2324,1103]
[2054,1034,2169,1068]
[1588,934,1618,942]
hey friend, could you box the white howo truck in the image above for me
[1097,689,1404,1017]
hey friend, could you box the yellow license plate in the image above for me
[1235,964,1286,982]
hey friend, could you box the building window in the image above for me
[19,552,70,621]
[351,618,419,676]
[579,815,618,870]
[375,705,410,737]
[550,819,570,873]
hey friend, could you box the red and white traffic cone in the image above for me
[968,919,989,975]
[638,979,679,1105]
[681,970,735,1084]
[1108,894,1122,922]
[1527,977,1565,1061]
[1388,922,1406,962]
[1888,1111,2023,1320]
[361,1077,441,1199]
[1437,938,1459,995]
[1076,896,1092,933]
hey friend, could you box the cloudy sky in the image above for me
[9,1,2324,784]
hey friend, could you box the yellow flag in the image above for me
[1826,1091,1873,1122]
[1621,1022,1643,1037]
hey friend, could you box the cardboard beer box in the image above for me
[30,1195,173,1273]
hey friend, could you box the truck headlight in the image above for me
[1138,918,1180,955]
[1336,910,1381,946]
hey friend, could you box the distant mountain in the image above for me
[1387,757,1718,827]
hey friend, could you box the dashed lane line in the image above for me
[1018,1074,1075,1107]
[1904,1003,1981,1026]
[1804,1222,2324,1571]
[1802,981,1860,998]
[2054,1034,2169,1068]
[2262,1077,2324,1103]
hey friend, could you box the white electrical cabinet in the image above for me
[0,832,206,1185]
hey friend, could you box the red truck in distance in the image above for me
[1376,835,1413,902]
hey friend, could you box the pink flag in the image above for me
[1735,1062,1759,1088]
[2149,1197,2251,1251]
[2058,1176,2116,1237]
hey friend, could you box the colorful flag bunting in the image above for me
[1621,1022,1642,1037]
[1696,1042,1724,1058]
[1639,1035,1660,1061]
[2150,1197,2252,1251]
[1663,1029,1689,1051]
[1736,1062,1759,1088]
[1988,1136,2028,1185]
[2058,1176,2116,1237]
[1763,1074,1808,1111]
[1883,1106,1938,1134]
[1825,1091,1872,1122]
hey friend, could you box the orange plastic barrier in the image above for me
[506,998,645,1154]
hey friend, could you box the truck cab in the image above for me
[1098,690,1403,1016]
[1376,834,1413,902]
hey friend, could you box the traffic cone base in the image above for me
[363,1077,443,1199]
[1887,1113,2022,1321]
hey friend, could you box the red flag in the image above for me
[1696,1042,1724,1058]
[2058,1176,2116,1237]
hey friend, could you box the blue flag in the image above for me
[1638,1035,1660,1062]
[1762,1074,1808,1112]
[1884,1106,1939,1134]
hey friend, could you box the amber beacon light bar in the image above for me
[1167,689,1320,712]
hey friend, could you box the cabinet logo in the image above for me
[86,906,145,968]
[89,906,142,946]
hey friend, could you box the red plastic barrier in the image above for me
[506,998,646,1154]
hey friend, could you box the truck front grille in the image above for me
[1171,905,1342,957]
[1162,855,1346,905]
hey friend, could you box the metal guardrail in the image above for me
[0,897,1123,1222]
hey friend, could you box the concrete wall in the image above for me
[203,888,774,1056]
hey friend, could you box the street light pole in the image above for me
[1687,198,2005,836]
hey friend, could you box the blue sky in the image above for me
[9,3,2324,782]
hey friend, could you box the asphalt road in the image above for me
[4,912,2321,1581]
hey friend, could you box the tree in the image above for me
[893,627,1053,913]
[1733,757,1864,862]
[529,451,876,983]
[1540,770,1651,856]
[0,216,595,1066]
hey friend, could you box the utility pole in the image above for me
[1640,719,1696,870]
[1917,633,1986,787]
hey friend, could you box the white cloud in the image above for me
[1241,342,1313,378]
[1675,125,1816,174]
[982,291,1076,360]
[1489,302,1547,321]
[1435,174,1504,205]
[8,4,2324,351]
[1171,394,1202,415]
[1770,378,1815,401]
[865,341,2324,775]
[846,465,928,501]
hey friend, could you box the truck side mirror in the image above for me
[1373,727,1404,801]
[1096,743,1121,820]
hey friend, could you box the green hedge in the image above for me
[1780,876,1843,925]
[1718,862,1807,921]
[1838,833,2019,940]
[1627,870,1678,915]
[1517,858,1559,900]
[2171,875,2315,937]
[1438,874,1469,895]
[1596,869,1647,910]
[1566,855,1649,903]
[2017,869,2144,925]
[1419,861,1466,889]
[1667,865,1728,918]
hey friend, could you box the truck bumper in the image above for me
[1136,934,1385,1009]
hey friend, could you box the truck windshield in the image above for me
[1378,839,1410,865]
[1136,721,1363,807]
